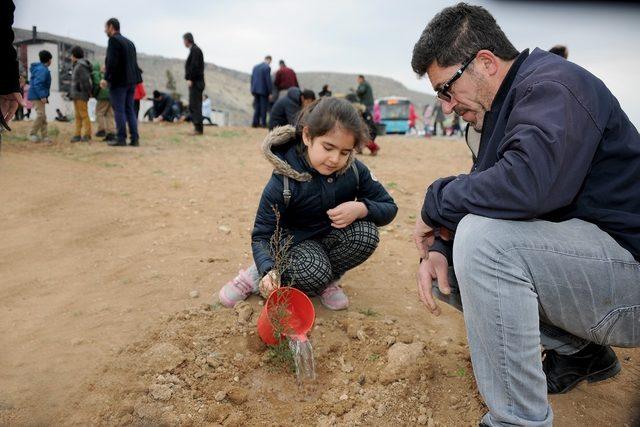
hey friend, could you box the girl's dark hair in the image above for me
[296,97,369,150]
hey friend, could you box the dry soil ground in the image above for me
[0,121,638,426]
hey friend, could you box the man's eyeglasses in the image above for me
[436,52,478,103]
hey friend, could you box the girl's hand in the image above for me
[327,201,368,229]
[259,270,280,298]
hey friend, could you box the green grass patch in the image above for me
[359,308,379,317]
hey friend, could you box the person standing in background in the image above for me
[183,32,205,135]
[69,46,93,142]
[431,100,446,136]
[250,55,272,128]
[27,50,52,144]
[356,75,374,115]
[273,59,299,100]
[102,17,143,147]
[92,62,116,141]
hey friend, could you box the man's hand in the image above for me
[99,79,108,89]
[413,214,453,259]
[187,80,193,88]
[327,201,367,229]
[0,92,25,123]
[416,252,450,315]
[268,94,273,102]
[413,216,435,259]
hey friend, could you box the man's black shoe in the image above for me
[543,342,621,394]
[128,140,139,147]
[103,133,116,142]
[107,139,127,147]
[95,130,106,138]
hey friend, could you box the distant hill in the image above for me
[13,28,435,125]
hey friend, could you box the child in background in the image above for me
[92,63,116,141]
[70,46,93,142]
[219,97,398,310]
[27,50,52,143]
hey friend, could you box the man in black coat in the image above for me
[183,32,205,135]
[0,0,24,151]
[102,17,143,147]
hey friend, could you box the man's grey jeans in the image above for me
[438,215,640,426]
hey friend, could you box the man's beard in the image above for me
[456,81,493,132]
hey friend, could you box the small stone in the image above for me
[194,371,204,379]
[356,329,367,342]
[70,338,84,346]
[189,290,200,298]
[227,387,248,405]
[233,376,240,382]
[142,343,186,372]
[149,384,173,401]
[215,391,227,402]
[417,415,428,425]
[380,341,425,385]
[385,335,396,347]
[427,417,435,427]
[218,225,231,234]
[234,301,253,324]
[339,394,349,401]
[206,354,221,368]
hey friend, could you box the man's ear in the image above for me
[476,50,499,77]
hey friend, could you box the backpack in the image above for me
[282,162,360,208]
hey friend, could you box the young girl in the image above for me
[219,98,398,310]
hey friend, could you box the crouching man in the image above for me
[411,3,640,426]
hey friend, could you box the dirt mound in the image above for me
[70,300,484,426]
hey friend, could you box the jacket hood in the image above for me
[286,87,301,104]
[261,125,356,182]
[76,58,92,71]
[30,62,46,73]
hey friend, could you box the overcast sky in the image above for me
[15,0,640,126]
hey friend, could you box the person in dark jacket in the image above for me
[355,75,374,114]
[319,84,332,98]
[411,4,640,426]
[268,87,315,129]
[273,59,299,99]
[250,55,272,127]
[69,46,93,142]
[151,90,175,122]
[183,32,205,135]
[103,17,143,146]
[0,0,24,151]
[219,98,398,310]
[27,50,52,143]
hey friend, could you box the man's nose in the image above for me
[442,98,456,115]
